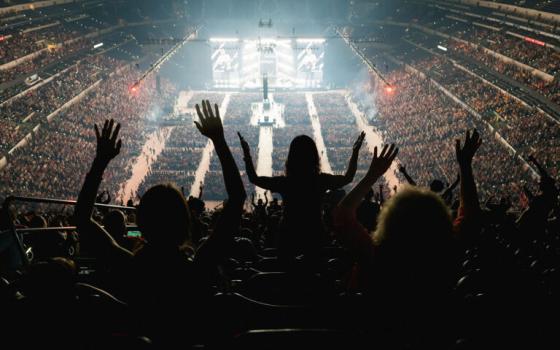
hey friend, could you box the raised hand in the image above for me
[352,131,366,153]
[455,129,481,168]
[398,164,406,173]
[195,100,224,140]
[366,144,398,180]
[94,119,121,164]
[238,132,252,159]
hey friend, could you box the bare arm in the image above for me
[194,101,247,263]
[74,120,132,263]
[455,129,482,228]
[342,131,365,183]
[442,173,460,204]
[239,132,282,191]
[334,144,398,261]
[398,165,417,186]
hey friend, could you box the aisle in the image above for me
[189,93,232,197]
[345,93,401,192]
[305,92,333,173]
[118,126,174,203]
[255,125,273,199]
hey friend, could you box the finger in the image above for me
[194,121,203,132]
[373,146,377,159]
[107,119,114,138]
[389,147,399,162]
[116,139,122,153]
[475,138,482,151]
[385,144,395,158]
[455,139,461,155]
[94,124,100,140]
[205,100,213,118]
[202,100,209,118]
[465,129,470,144]
[214,103,220,119]
[195,104,205,123]
[102,120,109,137]
[379,144,389,157]
[110,123,121,143]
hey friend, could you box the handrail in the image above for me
[15,225,139,233]
[1,195,136,269]
[3,195,136,211]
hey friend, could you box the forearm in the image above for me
[213,137,246,204]
[75,157,108,223]
[459,164,480,219]
[244,153,259,183]
[403,172,416,186]
[338,174,378,214]
[344,153,359,182]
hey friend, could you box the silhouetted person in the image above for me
[334,130,483,348]
[75,100,246,346]
[239,131,365,262]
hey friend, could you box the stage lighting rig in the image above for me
[258,18,273,28]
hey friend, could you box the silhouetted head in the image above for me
[257,199,264,206]
[372,186,455,293]
[29,215,47,228]
[102,210,127,243]
[285,135,320,178]
[137,184,191,248]
[429,179,445,193]
[365,189,375,201]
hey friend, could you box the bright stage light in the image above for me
[385,85,395,94]
[296,38,326,43]
[93,42,103,49]
[437,45,447,52]
[209,37,239,42]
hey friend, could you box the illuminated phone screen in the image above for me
[127,230,142,238]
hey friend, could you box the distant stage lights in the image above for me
[296,38,326,44]
[209,38,239,42]
[385,85,395,94]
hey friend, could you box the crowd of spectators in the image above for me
[1,95,557,348]
[136,126,206,197]
[358,67,537,207]
[413,55,560,179]
[0,54,119,156]
[0,66,166,202]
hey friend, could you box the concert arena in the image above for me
[0,0,559,348]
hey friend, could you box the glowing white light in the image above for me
[296,38,325,43]
[437,45,447,51]
[93,42,103,49]
[209,37,239,42]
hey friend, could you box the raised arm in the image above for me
[239,132,282,191]
[338,144,398,215]
[334,144,398,260]
[528,155,549,179]
[398,164,417,186]
[74,120,132,261]
[442,173,460,204]
[343,131,365,182]
[194,100,246,260]
[323,131,365,189]
[251,193,257,208]
[455,129,482,228]
[198,182,204,199]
